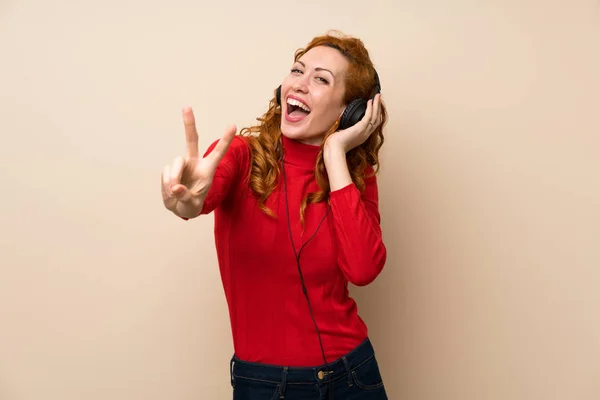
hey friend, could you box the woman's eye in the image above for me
[289,68,328,84]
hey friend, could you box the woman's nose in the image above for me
[293,83,307,93]
[292,77,309,93]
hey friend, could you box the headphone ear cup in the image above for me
[276,85,282,106]
[339,99,367,130]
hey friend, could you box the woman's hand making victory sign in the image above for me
[161,107,237,219]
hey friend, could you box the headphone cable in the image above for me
[281,154,331,366]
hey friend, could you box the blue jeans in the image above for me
[229,337,388,399]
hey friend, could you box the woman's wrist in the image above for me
[323,141,352,191]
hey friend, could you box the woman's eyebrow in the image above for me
[296,60,334,77]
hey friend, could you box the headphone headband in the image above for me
[373,70,381,97]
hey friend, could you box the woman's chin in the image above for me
[281,131,323,146]
[281,119,329,145]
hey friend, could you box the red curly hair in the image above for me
[239,31,387,221]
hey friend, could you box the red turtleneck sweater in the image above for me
[195,134,386,367]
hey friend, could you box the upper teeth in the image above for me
[287,98,311,112]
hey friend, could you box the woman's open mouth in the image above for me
[285,97,311,122]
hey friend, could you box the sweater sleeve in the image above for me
[328,168,387,286]
[201,135,250,214]
[179,136,248,219]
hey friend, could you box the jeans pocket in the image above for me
[270,385,282,400]
[351,354,385,390]
[233,376,281,400]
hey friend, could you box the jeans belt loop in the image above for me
[280,366,288,398]
[342,356,353,387]
[229,357,236,388]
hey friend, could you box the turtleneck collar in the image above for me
[281,134,321,170]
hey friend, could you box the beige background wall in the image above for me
[1,1,599,399]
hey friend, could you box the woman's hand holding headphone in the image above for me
[326,94,383,153]
[161,107,236,219]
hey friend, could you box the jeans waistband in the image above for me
[230,337,376,387]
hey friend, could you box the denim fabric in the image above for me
[229,338,388,400]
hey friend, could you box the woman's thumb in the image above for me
[172,184,192,202]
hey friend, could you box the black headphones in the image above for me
[275,70,381,131]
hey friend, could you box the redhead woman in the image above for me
[161,31,389,399]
